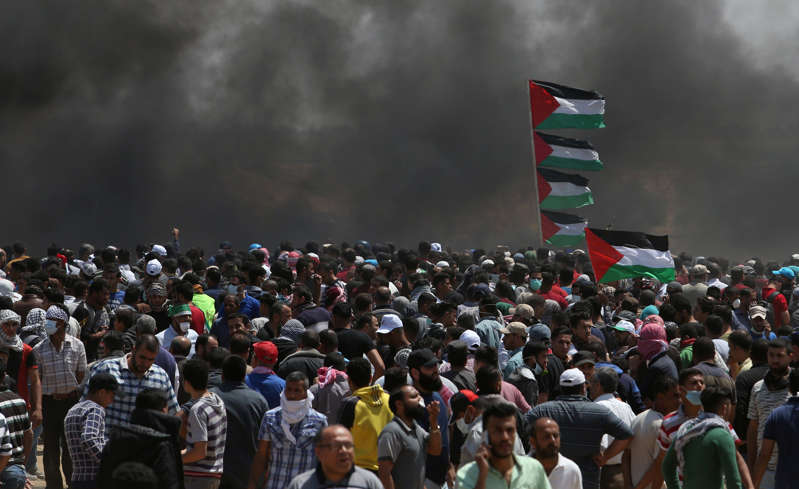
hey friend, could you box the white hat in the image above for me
[435,261,450,268]
[792,254,799,262]
[151,244,167,257]
[611,320,637,336]
[459,330,481,351]
[377,314,403,334]
[481,259,495,268]
[354,256,365,265]
[145,259,163,277]
[559,368,586,387]
[0,279,19,300]
[80,261,98,277]
[430,243,442,253]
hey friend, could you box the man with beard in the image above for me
[377,384,441,489]
[457,401,551,489]
[407,348,451,488]
[531,417,582,489]
[746,339,792,488]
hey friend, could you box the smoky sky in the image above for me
[2,0,798,262]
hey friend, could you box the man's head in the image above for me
[135,388,168,413]
[522,341,548,371]
[346,357,372,390]
[222,355,247,383]
[0,310,20,340]
[678,367,705,407]
[588,367,618,400]
[226,313,249,337]
[559,368,587,396]
[87,372,118,408]
[692,336,716,363]
[376,313,406,346]
[700,386,732,418]
[130,335,159,375]
[530,417,560,460]
[408,348,442,393]
[651,375,681,414]
[147,283,167,310]
[767,338,791,375]
[571,350,596,381]
[168,304,193,335]
[169,336,192,358]
[500,322,527,351]
[253,341,278,368]
[749,305,769,333]
[568,305,593,342]
[728,330,752,365]
[482,401,518,459]
[284,371,309,401]
[389,385,427,419]
[314,425,355,479]
[45,304,70,337]
[550,327,572,361]
[182,359,209,396]
[195,334,219,361]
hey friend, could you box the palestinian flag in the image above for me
[529,80,605,129]
[538,168,594,210]
[534,132,603,171]
[541,210,587,247]
[585,228,676,283]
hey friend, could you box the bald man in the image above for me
[287,425,383,489]
[531,418,582,489]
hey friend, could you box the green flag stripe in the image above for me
[539,156,603,171]
[545,233,585,247]
[599,264,676,284]
[540,193,594,210]
[536,113,605,130]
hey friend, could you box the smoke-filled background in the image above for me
[3,0,798,262]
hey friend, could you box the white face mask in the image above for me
[178,321,191,333]
[732,298,741,309]
[45,319,59,335]
[456,417,470,434]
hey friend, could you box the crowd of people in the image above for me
[0,233,797,489]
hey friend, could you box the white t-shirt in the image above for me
[595,394,636,465]
[629,409,664,486]
[548,454,582,489]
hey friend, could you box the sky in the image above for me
[2,0,798,262]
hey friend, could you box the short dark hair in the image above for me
[670,294,692,314]
[88,372,118,393]
[299,330,320,349]
[182,359,209,391]
[346,358,372,388]
[102,330,124,352]
[222,355,247,383]
[750,339,769,364]
[447,341,468,368]
[692,336,716,361]
[114,309,135,330]
[388,388,407,415]
[592,367,619,394]
[135,388,168,411]
[169,337,191,357]
[769,338,789,352]
[134,334,159,353]
[476,366,501,394]
[383,367,408,393]
[650,375,678,397]
[700,386,732,413]
[474,345,498,367]
[704,315,724,337]
[728,330,752,351]
[481,400,517,428]
[207,347,228,369]
[679,367,704,386]
[229,333,251,356]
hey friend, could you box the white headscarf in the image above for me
[280,389,314,444]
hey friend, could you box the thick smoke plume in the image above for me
[2,1,797,261]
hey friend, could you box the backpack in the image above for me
[505,366,538,407]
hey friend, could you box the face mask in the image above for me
[685,390,702,406]
[533,363,543,375]
[45,320,59,335]
[456,417,470,434]
[732,298,741,309]
[179,321,191,333]
[529,279,542,291]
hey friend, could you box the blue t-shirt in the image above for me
[763,396,799,489]
[245,371,285,409]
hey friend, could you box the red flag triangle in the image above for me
[537,170,552,203]
[585,228,624,282]
[529,81,560,129]
[533,132,553,166]
[540,211,559,241]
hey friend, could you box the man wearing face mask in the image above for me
[408,348,451,489]
[745,339,791,488]
[32,304,88,489]
[156,304,198,358]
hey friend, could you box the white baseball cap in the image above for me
[145,259,163,277]
[459,330,481,351]
[559,368,586,387]
[377,314,403,334]
[611,320,637,336]
[151,244,167,257]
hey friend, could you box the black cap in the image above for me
[571,350,596,367]
[407,348,439,370]
[88,372,119,392]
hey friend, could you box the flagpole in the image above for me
[527,81,544,248]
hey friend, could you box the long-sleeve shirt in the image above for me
[65,399,107,483]
[662,427,741,489]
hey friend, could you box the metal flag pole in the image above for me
[527,80,544,248]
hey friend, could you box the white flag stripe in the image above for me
[555,222,587,236]
[614,247,675,269]
[553,96,605,115]
[548,182,591,196]
[549,145,599,162]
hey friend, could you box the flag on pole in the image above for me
[529,80,605,129]
[538,169,594,210]
[585,228,676,283]
[541,210,587,247]
[534,132,603,171]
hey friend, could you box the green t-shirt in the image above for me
[456,454,552,489]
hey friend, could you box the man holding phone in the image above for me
[456,400,551,489]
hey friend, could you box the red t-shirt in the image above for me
[539,289,568,311]
[763,286,788,328]
[190,304,206,334]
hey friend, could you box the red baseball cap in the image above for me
[459,389,479,403]
[254,341,278,363]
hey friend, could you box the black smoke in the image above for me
[2,1,797,261]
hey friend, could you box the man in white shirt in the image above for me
[155,304,198,357]
[590,367,636,489]
[530,417,582,489]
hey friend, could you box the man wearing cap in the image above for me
[33,304,87,489]
[64,372,117,489]
[682,264,709,307]
[145,282,170,331]
[246,341,285,408]
[526,368,633,489]
[408,348,451,489]
[376,314,411,369]
[156,304,199,358]
[762,272,790,330]
[609,320,637,356]
[500,322,528,379]
[748,305,776,341]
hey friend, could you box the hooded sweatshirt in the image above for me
[338,384,394,471]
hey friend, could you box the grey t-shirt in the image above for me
[286,465,383,489]
[377,417,429,489]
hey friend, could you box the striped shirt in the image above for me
[33,334,87,395]
[748,379,790,470]
[657,405,739,452]
[64,399,106,483]
[258,407,328,489]
[0,389,31,466]
[0,413,13,458]
[83,354,179,432]
[184,392,227,477]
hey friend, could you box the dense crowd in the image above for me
[0,233,796,489]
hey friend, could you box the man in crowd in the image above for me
[248,371,327,489]
[157,304,199,358]
[753,368,799,489]
[589,367,636,489]
[377,384,441,489]
[246,341,285,408]
[0,353,34,489]
[531,417,582,489]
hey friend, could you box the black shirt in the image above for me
[335,329,375,360]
